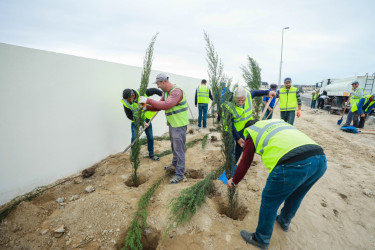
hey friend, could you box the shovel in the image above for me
[340,126,375,134]
[337,94,351,125]
[264,99,279,120]
[122,111,159,153]
[261,97,273,120]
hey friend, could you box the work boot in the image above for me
[164,164,176,175]
[150,155,160,161]
[240,231,268,249]
[276,214,289,232]
[169,175,185,184]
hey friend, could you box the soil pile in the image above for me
[1,106,375,249]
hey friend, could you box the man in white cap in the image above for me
[139,73,189,184]
[343,81,365,127]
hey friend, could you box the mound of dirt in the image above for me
[1,107,375,249]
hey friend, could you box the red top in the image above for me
[232,138,256,184]
[147,88,183,111]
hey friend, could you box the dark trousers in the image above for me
[352,111,366,128]
[169,125,187,177]
[198,103,208,128]
[318,98,325,109]
[131,119,154,157]
[310,100,316,109]
[280,111,296,126]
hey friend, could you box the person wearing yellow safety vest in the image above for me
[277,77,302,125]
[343,81,365,127]
[351,94,375,128]
[227,119,326,249]
[121,88,162,161]
[310,89,319,109]
[139,73,189,184]
[195,79,213,130]
[224,87,276,163]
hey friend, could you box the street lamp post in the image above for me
[278,27,290,89]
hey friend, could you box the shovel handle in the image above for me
[340,94,352,118]
[122,111,159,153]
[265,99,279,120]
[261,97,273,120]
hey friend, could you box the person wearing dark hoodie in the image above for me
[121,88,162,161]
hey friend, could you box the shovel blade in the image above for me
[337,117,343,125]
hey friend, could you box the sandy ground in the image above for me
[1,104,375,250]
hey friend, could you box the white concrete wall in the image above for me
[0,43,203,205]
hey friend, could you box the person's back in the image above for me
[227,119,326,249]
[195,79,213,129]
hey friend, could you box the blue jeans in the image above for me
[254,155,327,245]
[344,110,353,126]
[198,103,208,128]
[280,111,296,125]
[131,119,154,157]
[310,100,316,109]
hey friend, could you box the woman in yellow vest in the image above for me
[139,73,189,184]
[195,79,213,130]
[277,77,302,125]
[227,119,327,249]
[121,88,162,161]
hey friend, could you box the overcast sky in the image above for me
[1,0,374,86]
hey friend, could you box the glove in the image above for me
[139,96,148,104]
[297,110,302,118]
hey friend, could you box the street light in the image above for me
[278,27,290,89]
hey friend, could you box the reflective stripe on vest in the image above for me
[244,119,319,172]
[121,90,156,122]
[229,91,253,131]
[352,95,375,112]
[163,85,189,127]
[350,88,365,107]
[279,86,298,111]
[197,85,210,104]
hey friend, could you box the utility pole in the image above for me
[278,27,290,89]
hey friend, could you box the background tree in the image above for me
[241,56,262,119]
[204,31,224,126]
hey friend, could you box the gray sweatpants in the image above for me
[169,125,187,177]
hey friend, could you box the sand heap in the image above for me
[1,106,375,249]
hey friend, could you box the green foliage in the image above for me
[138,135,170,146]
[0,187,43,223]
[220,102,238,218]
[241,56,262,119]
[163,166,224,240]
[156,149,173,158]
[123,175,166,250]
[131,33,158,186]
[155,138,203,158]
[204,31,224,124]
[201,134,208,149]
